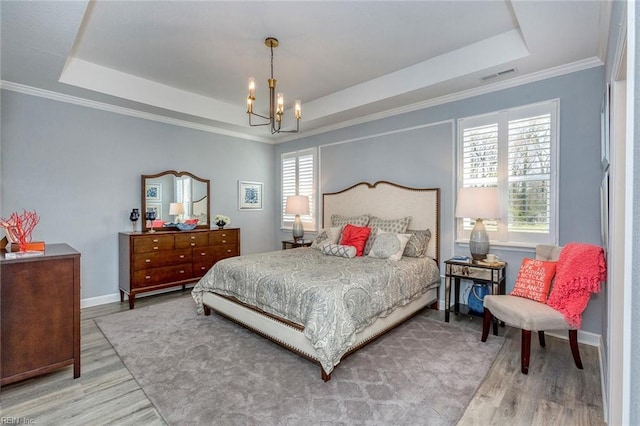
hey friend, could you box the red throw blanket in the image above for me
[546,243,606,328]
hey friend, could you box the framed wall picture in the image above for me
[238,181,263,210]
[146,183,162,201]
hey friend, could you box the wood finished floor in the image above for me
[0,290,605,425]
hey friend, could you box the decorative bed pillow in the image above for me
[310,227,342,250]
[363,216,412,255]
[320,243,356,258]
[402,229,431,258]
[510,258,557,303]
[340,224,371,256]
[330,214,370,228]
[368,230,411,261]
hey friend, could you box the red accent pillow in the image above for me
[511,258,557,303]
[340,224,371,257]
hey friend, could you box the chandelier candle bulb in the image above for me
[295,100,302,119]
[277,93,284,114]
[248,77,255,98]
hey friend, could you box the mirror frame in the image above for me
[141,170,210,232]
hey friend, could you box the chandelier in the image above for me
[247,37,301,134]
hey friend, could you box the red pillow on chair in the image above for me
[340,224,371,257]
[511,258,557,303]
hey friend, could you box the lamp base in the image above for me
[292,215,304,242]
[469,218,490,260]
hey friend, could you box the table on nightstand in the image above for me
[444,258,507,335]
[282,240,313,250]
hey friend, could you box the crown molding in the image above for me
[0,81,273,144]
[276,57,604,144]
[2,56,602,146]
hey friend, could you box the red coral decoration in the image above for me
[1,210,40,252]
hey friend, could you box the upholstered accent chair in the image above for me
[481,244,584,374]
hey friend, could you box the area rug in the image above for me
[96,297,503,426]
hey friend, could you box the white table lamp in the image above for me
[169,202,185,223]
[285,195,310,242]
[455,187,499,260]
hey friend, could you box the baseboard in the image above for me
[81,293,121,309]
[80,285,196,309]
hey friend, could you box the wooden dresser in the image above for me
[1,244,81,386]
[119,228,240,308]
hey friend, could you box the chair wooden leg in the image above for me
[521,330,531,374]
[538,331,546,347]
[481,308,492,342]
[569,330,583,370]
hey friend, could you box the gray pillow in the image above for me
[363,216,412,255]
[321,243,357,258]
[310,227,342,250]
[402,229,432,258]
[330,214,370,228]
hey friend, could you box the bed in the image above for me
[192,181,441,381]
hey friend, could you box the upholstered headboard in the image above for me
[322,181,440,263]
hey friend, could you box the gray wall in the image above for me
[0,90,275,301]
[275,66,605,335]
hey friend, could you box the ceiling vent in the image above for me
[480,68,517,82]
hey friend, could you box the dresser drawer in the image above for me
[132,248,192,270]
[193,261,214,277]
[133,234,175,253]
[175,232,209,249]
[132,264,192,288]
[209,230,239,246]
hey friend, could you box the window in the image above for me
[176,176,192,218]
[281,148,316,230]
[457,100,558,246]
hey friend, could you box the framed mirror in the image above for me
[141,170,210,232]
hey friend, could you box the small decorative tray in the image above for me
[176,223,197,231]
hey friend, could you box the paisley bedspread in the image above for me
[192,248,440,373]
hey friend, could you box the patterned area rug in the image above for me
[96,297,503,425]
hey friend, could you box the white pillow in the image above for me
[367,230,411,261]
[321,243,357,258]
[310,227,342,250]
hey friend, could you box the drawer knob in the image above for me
[145,259,151,263]
[145,275,151,280]
[179,270,185,274]
[190,243,195,246]
[222,240,227,243]
[179,255,185,259]
[191,236,196,240]
[200,252,206,256]
[153,246,159,250]
[153,239,159,243]
[227,249,231,253]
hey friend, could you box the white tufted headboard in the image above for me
[322,181,440,263]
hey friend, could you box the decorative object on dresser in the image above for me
[213,214,231,230]
[1,244,81,386]
[455,186,499,260]
[129,208,140,232]
[0,209,42,254]
[119,228,240,309]
[141,171,210,231]
[284,195,310,242]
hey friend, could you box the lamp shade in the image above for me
[169,202,185,215]
[455,187,499,219]
[285,195,310,215]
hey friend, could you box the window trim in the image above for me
[456,99,559,246]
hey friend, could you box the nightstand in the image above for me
[444,258,507,335]
[282,240,313,250]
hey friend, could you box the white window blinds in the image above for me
[458,100,558,245]
[281,148,316,230]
